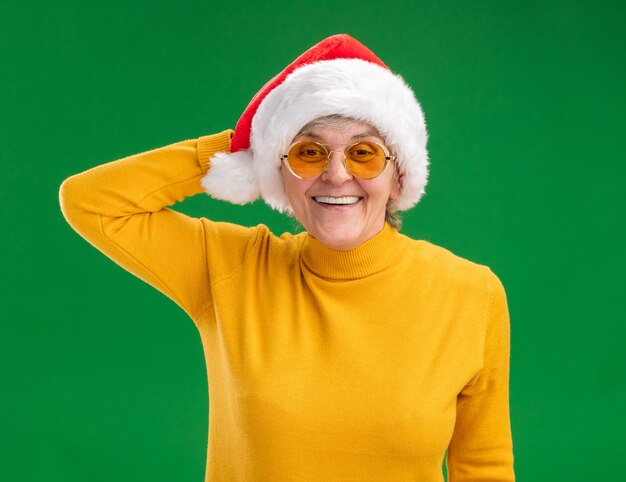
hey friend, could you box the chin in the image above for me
[312,224,364,250]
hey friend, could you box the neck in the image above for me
[300,222,406,280]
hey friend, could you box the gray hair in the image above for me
[293,114,403,230]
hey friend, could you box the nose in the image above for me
[320,150,352,185]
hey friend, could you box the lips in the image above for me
[313,196,362,205]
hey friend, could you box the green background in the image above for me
[2,0,624,480]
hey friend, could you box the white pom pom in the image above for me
[201,150,260,205]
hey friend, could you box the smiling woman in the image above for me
[286,113,405,228]
[281,117,402,249]
[59,34,515,481]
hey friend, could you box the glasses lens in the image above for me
[345,142,388,179]
[287,142,328,178]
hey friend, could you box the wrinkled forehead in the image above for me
[291,116,387,144]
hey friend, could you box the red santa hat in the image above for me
[201,34,429,213]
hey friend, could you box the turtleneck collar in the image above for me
[300,222,406,280]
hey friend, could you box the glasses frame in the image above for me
[280,140,397,180]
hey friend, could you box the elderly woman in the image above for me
[59,34,515,481]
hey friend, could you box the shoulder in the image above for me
[199,219,264,248]
[398,233,498,293]
[202,221,306,258]
[198,219,306,247]
[196,221,306,280]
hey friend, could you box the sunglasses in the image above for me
[280,140,396,180]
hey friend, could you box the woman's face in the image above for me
[280,120,402,250]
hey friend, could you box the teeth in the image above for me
[314,196,361,205]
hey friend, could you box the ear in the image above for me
[389,169,404,201]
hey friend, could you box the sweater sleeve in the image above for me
[446,269,515,481]
[58,129,245,323]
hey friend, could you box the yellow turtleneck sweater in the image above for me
[59,130,515,481]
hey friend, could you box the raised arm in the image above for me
[446,270,516,481]
[58,129,238,323]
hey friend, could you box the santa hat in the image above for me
[201,34,429,213]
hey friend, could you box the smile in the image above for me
[313,196,362,205]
